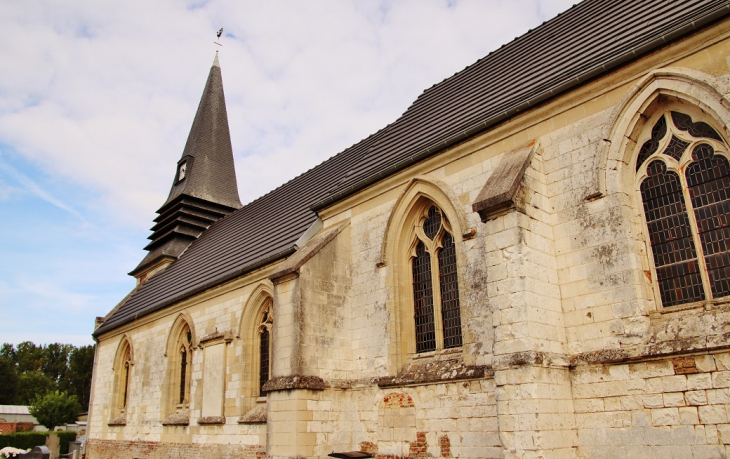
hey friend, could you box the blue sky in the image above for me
[0,0,575,346]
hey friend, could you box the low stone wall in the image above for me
[85,439,265,459]
[0,422,34,434]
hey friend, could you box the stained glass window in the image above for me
[179,348,187,404]
[413,241,436,353]
[638,111,730,307]
[686,144,730,299]
[439,233,462,348]
[671,112,723,142]
[410,205,462,353]
[259,328,270,395]
[637,115,667,171]
[641,160,704,306]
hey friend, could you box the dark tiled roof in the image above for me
[94,0,730,337]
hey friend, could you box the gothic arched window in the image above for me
[175,324,193,407]
[410,205,463,352]
[112,338,133,418]
[636,109,730,308]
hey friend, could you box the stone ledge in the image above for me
[238,404,267,424]
[197,416,225,425]
[107,415,126,426]
[262,375,326,392]
[494,351,570,370]
[377,359,489,388]
[198,330,233,346]
[161,411,189,426]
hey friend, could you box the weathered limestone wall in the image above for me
[87,279,271,459]
[310,381,502,458]
[572,352,730,458]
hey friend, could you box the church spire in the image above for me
[130,52,242,280]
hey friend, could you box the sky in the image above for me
[0,0,576,347]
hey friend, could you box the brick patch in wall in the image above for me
[439,435,451,458]
[673,357,698,375]
[382,392,415,408]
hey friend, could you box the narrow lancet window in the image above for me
[259,327,270,395]
[413,241,436,353]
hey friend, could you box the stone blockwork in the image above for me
[86,439,264,459]
[572,352,730,458]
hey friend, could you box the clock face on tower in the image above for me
[178,162,187,182]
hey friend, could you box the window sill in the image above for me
[198,416,225,425]
[107,415,126,426]
[653,297,730,317]
[161,411,189,426]
[411,347,462,360]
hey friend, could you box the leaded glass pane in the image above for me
[423,206,442,240]
[662,136,690,162]
[671,111,723,142]
[641,160,705,306]
[179,348,187,404]
[123,360,130,409]
[636,115,667,171]
[412,241,435,353]
[438,232,462,348]
[259,328,270,395]
[686,144,730,298]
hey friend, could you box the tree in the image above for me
[17,371,55,405]
[29,391,81,431]
[15,341,43,374]
[64,345,95,409]
[42,343,73,384]
[0,356,18,404]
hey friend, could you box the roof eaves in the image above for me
[311,3,730,213]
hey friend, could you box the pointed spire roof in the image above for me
[164,51,241,209]
[130,53,242,279]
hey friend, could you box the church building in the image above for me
[87,0,730,457]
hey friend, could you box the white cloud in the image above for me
[0,0,575,226]
[0,0,576,345]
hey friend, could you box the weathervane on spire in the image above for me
[214,28,223,47]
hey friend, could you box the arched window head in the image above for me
[636,108,730,308]
[410,205,463,352]
[258,300,273,396]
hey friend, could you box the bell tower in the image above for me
[130,52,242,281]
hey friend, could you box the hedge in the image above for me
[0,431,77,455]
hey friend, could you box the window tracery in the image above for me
[410,205,463,352]
[636,109,730,308]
